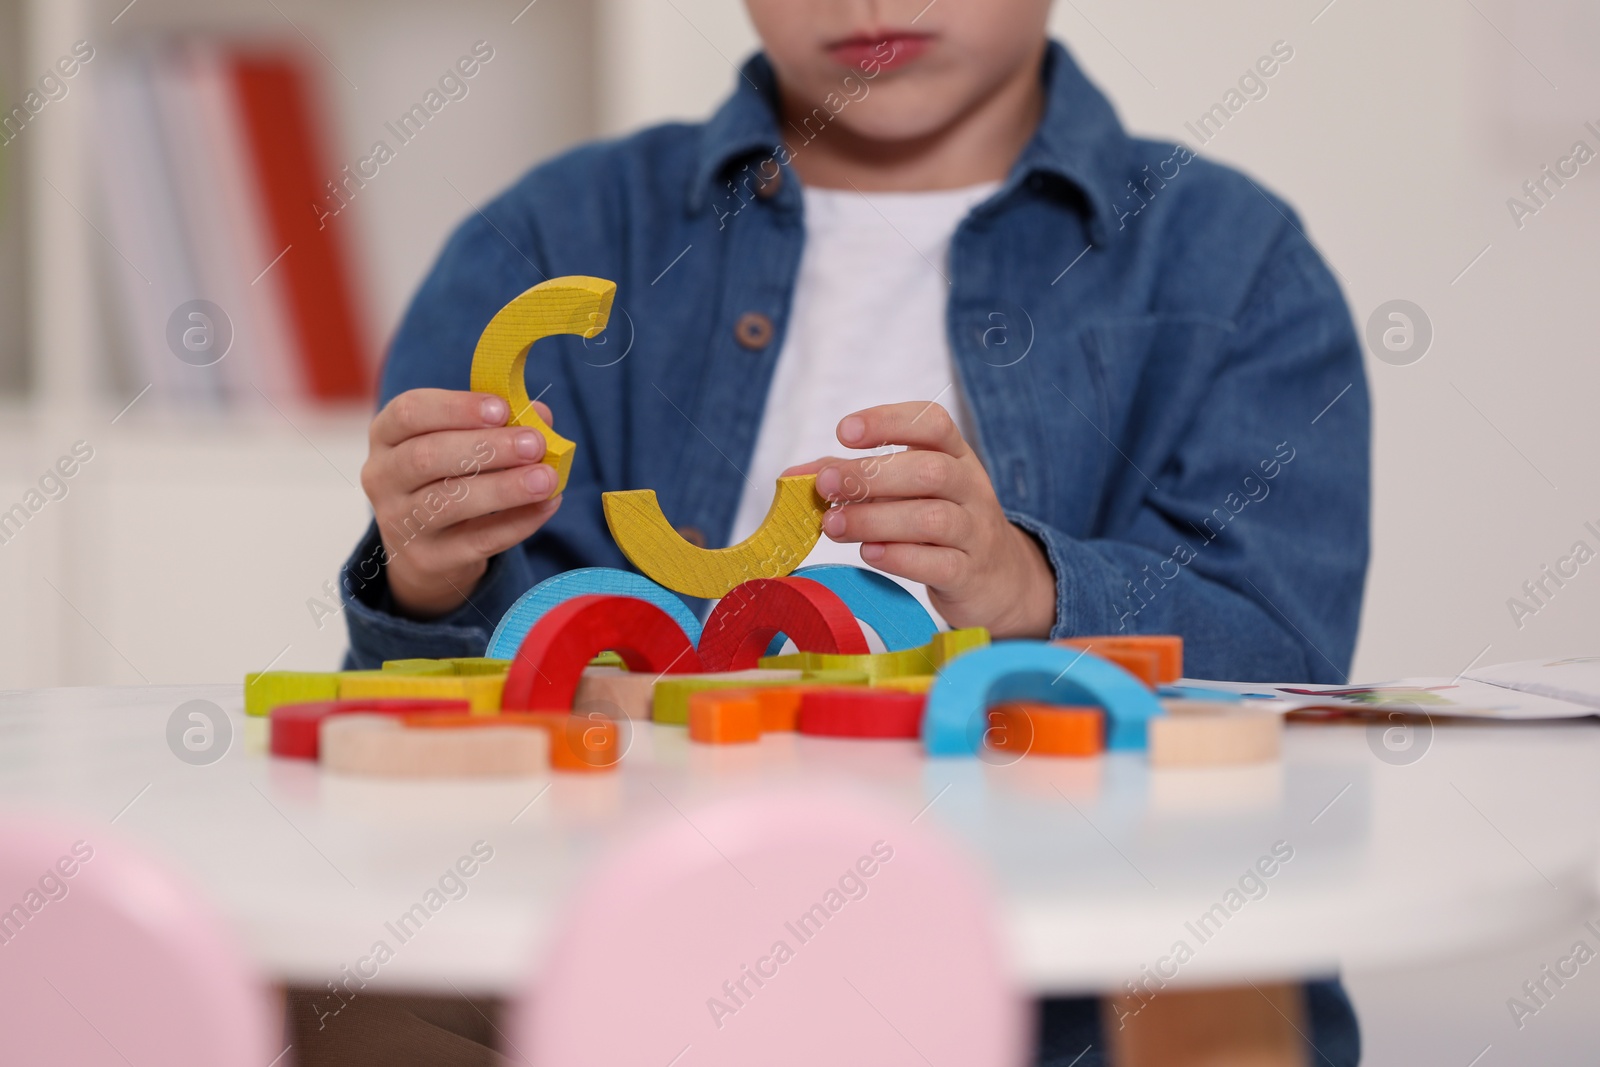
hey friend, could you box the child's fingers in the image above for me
[389,465,560,532]
[837,401,970,459]
[779,457,842,478]
[814,449,967,505]
[375,427,547,493]
[421,499,563,571]
[855,541,964,591]
[371,389,511,447]
[820,498,971,548]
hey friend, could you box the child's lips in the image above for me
[825,33,932,73]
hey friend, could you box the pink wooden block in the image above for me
[511,789,1024,1065]
[0,817,276,1067]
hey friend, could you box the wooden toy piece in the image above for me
[1074,645,1160,688]
[1147,705,1282,768]
[447,657,513,676]
[871,674,937,694]
[801,667,872,686]
[687,692,763,744]
[320,714,549,778]
[782,564,938,651]
[697,577,869,671]
[1104,982,1309,1067]
[761,627,990,679]
[380,657,511,676]
[798,687,927,739]
[986,703,1103,757]
[1056,635,1183,684]
[338,671,505,713]
[753,687,803,732]
[485,566,702,659]
[501,594,703,713]
[573,666,657,720]
[650,669,804,725]
[469,275,616,495]
[378,659,455,676]
[270,698,470,759]
[589,651,626,668]
[404,711,622,773]
[602,475,825,599]
[922,642,1165,756]
[244,670,338,717]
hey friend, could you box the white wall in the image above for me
[594,0,1600,683]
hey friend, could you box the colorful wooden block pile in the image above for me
[242,275,1282,777]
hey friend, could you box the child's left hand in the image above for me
[783,402,1057,640]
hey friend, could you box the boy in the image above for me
[342,1,1367,1062]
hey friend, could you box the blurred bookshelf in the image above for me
[0,0,603,686]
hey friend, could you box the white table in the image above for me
[1,684,1596,997]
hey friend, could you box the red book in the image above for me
[229,51,369,402]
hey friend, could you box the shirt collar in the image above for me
[687,40,1131,244]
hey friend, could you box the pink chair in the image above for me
[513,787,1025,1066]
[0,816,277,1066]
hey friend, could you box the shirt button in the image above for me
[675,525,707,548]
[755,167,783,200]
[734,312,773,350]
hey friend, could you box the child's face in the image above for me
[744,0,1051,143]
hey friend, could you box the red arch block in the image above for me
[697,577,870,671]
[502,594,704,711]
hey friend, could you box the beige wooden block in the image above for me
[320,715,548,778]
[573,666,658,720]
[1148,707,1282,767]
[1105,982,1309,1067]
[1160,700,1247,716]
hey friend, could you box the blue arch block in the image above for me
[922,641,1165,756]
[486,567,703,659]
[764,564,939,655]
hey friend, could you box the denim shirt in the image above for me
[340,40,1370,684]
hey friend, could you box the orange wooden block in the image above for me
[754,687,803,732]
[406,711,622,773]
[1105,982,1309,1067]
[686,687,803,735]
[1055,642,1161,688]
[687,693,762,744]
[1056,635,1183,684]
[987,703,1104,757]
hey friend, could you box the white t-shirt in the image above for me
[728,180,1000,628]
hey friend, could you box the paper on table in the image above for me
[1464,657,1600,711]
[1168,672,1599,721]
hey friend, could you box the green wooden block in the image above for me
[800,668,871,686]
[650,670,804,725]
[381,659,457,676]
[243,671,340,717]
[449,657,511,675]
[759,628,990,679]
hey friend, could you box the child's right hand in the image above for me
[360,388,563,619]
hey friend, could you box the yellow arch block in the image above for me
[469,276,616,495]
[602,475,826,599]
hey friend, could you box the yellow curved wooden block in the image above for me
[469,275,616,495]
[602,475,826,599]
